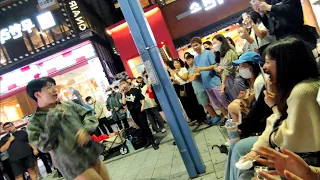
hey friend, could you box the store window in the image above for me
[54,64,102,103]
[127,56,145,77]
[0,46,10,65]
[0,1,72,62]
[0,91,36,124]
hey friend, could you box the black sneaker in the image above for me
[152,143,159,150]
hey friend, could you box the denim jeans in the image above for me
[224,136,258,180]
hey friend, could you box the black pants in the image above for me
[145,107,165,132]
[37,151,52,174]
[1,159,15,180]
[130,109,154,141]
[114,113,130,130]
[96,117,114,136]
[175,83,207,123]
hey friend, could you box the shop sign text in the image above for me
[0,19,35,44]
[190,0,224,13]
[177,0,224,20]
[69,1,87,31]
[38,0,56,9]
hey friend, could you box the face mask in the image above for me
[114,89,119,93]
[212,44,221,52]
[239,68,252,79]
[88,100,93,105]
[205,48,211,50]
[133,82,139,87]
[106,91,112,95]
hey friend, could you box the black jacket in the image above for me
[238,86,273,137]
[262,0,318,47]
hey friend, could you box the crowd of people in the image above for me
[0,72,167,180]
[0,0,320,180]
[163,0,320,179]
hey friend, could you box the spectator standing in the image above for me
[86,96,114,136]
[167,59,207,125]
[0,151,15,180]
[239,12,275,54]
[213,34,247,101]
[185,54,221,124]
[191,37,229,118]
[254,0,318,48]
[0,122,38,180]
[69,87,84,105]
[120,79,159,150]
[106,87,130,130]
[140,81,167,133]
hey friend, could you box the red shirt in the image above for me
[146,87,155,99]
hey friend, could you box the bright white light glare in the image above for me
[9,23,23,39]
[37,11,56,30]
[128,60,136,69]
[203,0,217,10]
[217,0,224,4]
[21,19,35,33]
[190,2,202,13]
[0,28,11,44]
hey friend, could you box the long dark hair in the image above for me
[173,59,186,68]
[263,36,320,119]
[213,34,231,57]
[226,37,236,48]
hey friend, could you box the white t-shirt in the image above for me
[140,85,155,110]
[246,22,276,51]
[174,67,188,85]
[253,74,269,100]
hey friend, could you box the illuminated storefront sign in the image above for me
[0,41,96,95]
[177,0,224,20]
[0,19,35,44]
[38,0,57,9]
[190,0,224,13]
[69,0,87,31]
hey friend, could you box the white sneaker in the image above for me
[224,141,230,147]
[161,128,167,133]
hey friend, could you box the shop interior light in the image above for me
[0,59,6,64]
[109,7,159,33]
[106,30,112,35]
[37,11,56,30]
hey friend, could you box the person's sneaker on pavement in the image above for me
[161,128,167,133]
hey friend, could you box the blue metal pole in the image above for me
[117,0,198,178]
[119,0,205,175]
[127,0,205,174]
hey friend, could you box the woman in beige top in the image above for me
[213,34,247,101]
[224,37,320,180]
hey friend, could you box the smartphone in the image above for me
[259,64,268,88]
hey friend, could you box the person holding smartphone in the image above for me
[120,79,159,150]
